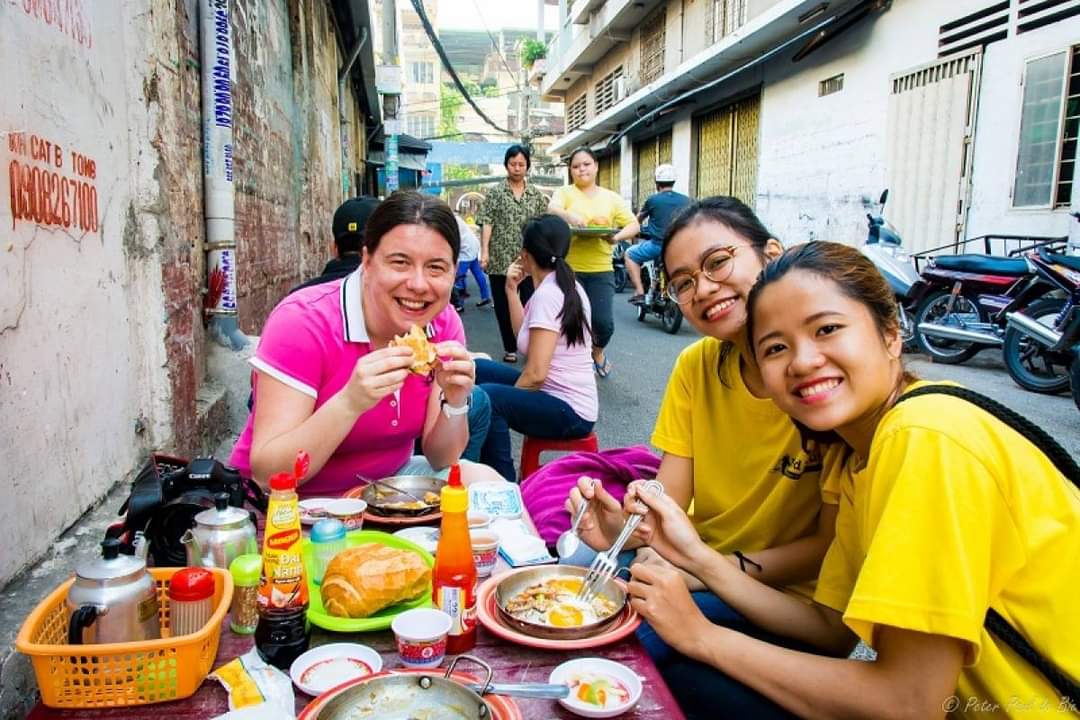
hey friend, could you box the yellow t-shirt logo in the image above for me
[772,449,822,480]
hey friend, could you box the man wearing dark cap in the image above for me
[291,196,380,294]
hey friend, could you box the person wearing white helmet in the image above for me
[626,164,691,305]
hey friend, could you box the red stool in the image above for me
[519,432,599,481]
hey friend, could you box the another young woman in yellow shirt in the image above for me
[569,198,843,717]
[547,147,639,376]
[623,241,1080,719]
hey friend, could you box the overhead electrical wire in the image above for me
[468,0,523,92]
[408,0,515,137]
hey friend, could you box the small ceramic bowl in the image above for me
[391,608,452,669]
[392,526,440,554]
[289,642,382,697]
[467,511,490,530]
[469,529,499,578]
[325,498,367,530]
[548,657,643,718]
[298,498,336,525]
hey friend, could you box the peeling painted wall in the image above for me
[0,0,371,588]
[0,1,176,587]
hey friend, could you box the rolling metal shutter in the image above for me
[886,49,982,253]
[693,94,759,206]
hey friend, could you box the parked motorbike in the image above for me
[1003,244,1080,397]
[860,190,921,345]
[612,239,631,293]
[636,258,683,334]
[912,251,1052,365]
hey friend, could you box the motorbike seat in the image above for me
[932,254,1029,276]
[1043,251,1080,273]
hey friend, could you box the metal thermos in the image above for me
[66,539,161,644]
[181,492,258,569]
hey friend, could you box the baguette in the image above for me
[320,544,431,618]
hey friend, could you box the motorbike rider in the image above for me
[627,164,691,306]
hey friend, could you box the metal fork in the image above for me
[576,479,664,604]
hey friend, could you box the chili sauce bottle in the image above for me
[432,464,477,654]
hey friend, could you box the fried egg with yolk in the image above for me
[544,597,598,628]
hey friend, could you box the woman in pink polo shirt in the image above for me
[230,191,490,497]
[475,214,599,481]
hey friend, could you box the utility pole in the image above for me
[379,0,401,193]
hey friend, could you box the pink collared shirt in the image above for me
[228,270,465,497]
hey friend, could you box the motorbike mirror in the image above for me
[879,189,889,207]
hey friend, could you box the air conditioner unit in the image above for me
[614,76,627,102]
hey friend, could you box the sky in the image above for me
[437,0,560,31]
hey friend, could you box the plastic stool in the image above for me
[519,432,599,481]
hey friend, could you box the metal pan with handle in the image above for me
[301,655,556,719]
[356,475,446,517]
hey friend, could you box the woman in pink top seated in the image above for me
[476,214,599,481]
[230,191,498,497]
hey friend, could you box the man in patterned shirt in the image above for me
[477,145,551,363]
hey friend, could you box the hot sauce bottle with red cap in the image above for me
[432,464,477,654]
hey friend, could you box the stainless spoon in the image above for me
[556,478,594,558]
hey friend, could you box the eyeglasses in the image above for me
[666,246,741,305]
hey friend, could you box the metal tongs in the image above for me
[576,479,664,603]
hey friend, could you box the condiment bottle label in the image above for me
[437,586,476,636]
[259,496,308,609]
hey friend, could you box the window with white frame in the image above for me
[708,0,747,44]
[407,114,436,139]
[1014,46,1079,208]
[410,61,434,85]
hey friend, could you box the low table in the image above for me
[27,514,686,719]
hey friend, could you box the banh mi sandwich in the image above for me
[390,324,438,375]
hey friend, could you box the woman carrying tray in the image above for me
[547,147,639,378]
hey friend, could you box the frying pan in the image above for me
[492,565,627,640]
[306,655,495,720]
[358,475,446,517]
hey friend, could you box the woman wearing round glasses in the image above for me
[569,197,844,717]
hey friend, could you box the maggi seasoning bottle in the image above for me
[254,450,311,668]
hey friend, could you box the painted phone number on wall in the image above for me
[8,160,99,233]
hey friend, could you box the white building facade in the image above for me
[539,0,1080,254]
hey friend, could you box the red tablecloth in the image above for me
[28,618,684,719]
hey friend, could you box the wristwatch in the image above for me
[440,393,471,419]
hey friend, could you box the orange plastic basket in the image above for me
[15,567,234,709]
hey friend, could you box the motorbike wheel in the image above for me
[661,301,683,334]
[1003,297,1070,394]
[613,267,628,294]
[914,290,984,364]
[637,304,647,322]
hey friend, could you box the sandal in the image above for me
[502,352,518,363]
[593,356,612,378]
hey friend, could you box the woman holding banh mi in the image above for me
[567,197,847,717]
[618,241,1080,719]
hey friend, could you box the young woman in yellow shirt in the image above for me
[622,241,1079,719]
[569,198,844,717]
[547,147,639,377]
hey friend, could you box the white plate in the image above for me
[467,481,523,518]
[299,498,337,526]
[392,526,440,553]
[289,643,383,697]
[548,657,643,718]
